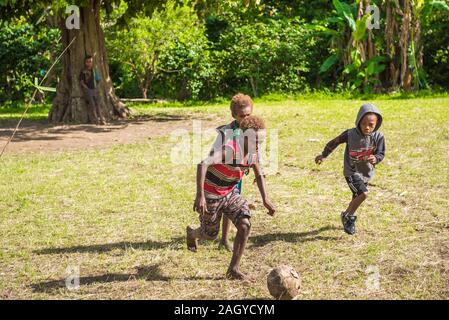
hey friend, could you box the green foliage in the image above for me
[157,38,214,100]
[320,54,340,74]
[318,0,388,93]
[332,0,356,30]
[422,0,449,88]
[106,1,204,98]
[1,0,449,103]
[0,20,60,103]
[211,18,314,96]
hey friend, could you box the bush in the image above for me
[210,18,315,97]
[0,21,60,103]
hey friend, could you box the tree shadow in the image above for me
[248,225,340,248]
[0,112,198,143]
[127,113,191,123]
[31,263,226,293]
[31,264,169,293]
[34,237,185,255]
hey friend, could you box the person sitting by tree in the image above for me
[79,55,106,125]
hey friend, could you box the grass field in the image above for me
[0,98,448,299]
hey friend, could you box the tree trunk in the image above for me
[399,0,412,90]
[384,0,398,89]
[48,0,130,124]
[249,76,258,97]
[141,87,148,99]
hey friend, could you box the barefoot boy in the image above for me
[315,103,385,235]
[187,115,275,281]
[209,94,257,252]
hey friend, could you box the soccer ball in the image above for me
[267,265,301,300]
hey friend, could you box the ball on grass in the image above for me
[267,265,301,300]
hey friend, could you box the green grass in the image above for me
[2,89,448,121]
[0,104,50,123]
[0,98,448,299]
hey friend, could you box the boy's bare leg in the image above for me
[186,226,201,252]
[92,108,100,125]
[345,192,368,215]
[218,217,233,252]
[94,104,105,125]
[99,106,107,124]
[226,217,253,281]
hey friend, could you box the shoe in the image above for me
[341,212,357,235]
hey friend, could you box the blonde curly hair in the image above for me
[240,115,266,131]
[230,93,254,116]
[239,115,266,153]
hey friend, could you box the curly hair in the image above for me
[240,115,266,131]
[230,93,253,116]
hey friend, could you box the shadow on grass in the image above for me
[248,225,340,248]
[31,264,168,293]
[31,263,225,293]
[0,112,195,144]
[128,113,191,122]
[34,237,185,255]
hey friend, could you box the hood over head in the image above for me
[355,103,383,133]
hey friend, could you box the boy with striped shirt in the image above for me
[187,115,276,281]
[209,94,257,252]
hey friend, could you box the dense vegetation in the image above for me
[1,0,448,103]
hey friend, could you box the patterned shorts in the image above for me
[200,189,251,239]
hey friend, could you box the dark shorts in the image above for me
[345,174,368,198]
[200,189,251,239]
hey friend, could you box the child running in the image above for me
[208,93,256,252]
[315,103,386,235]
[187,115,276,281]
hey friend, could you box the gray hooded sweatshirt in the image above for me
[321,104,385,183]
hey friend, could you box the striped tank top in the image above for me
[204,139,255,199]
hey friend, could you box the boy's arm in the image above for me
[316,130,348,164]
[79,72,88,90]
[94,68,101,83]
[253,162,275,216]
[193,148,227,214]
[322,130,349,157]
[374,134,386,164]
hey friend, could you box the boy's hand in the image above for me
[368,155,377,165]
[193,195,208,215]
[315,154,325,165]
[263,199,276,216]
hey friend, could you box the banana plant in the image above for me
[319,0,386,92]
[318,0,358,74]
[409,0,449,90]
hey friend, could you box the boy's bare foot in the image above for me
[186,226,198,252]
[218,240,233,252]
[226,268,255,282]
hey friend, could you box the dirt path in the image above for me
[0,114,220,155]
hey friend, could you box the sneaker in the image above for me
[341,212,357,235]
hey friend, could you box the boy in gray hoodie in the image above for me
[315,104,385,235]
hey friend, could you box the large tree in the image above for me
[0,0,173,123]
